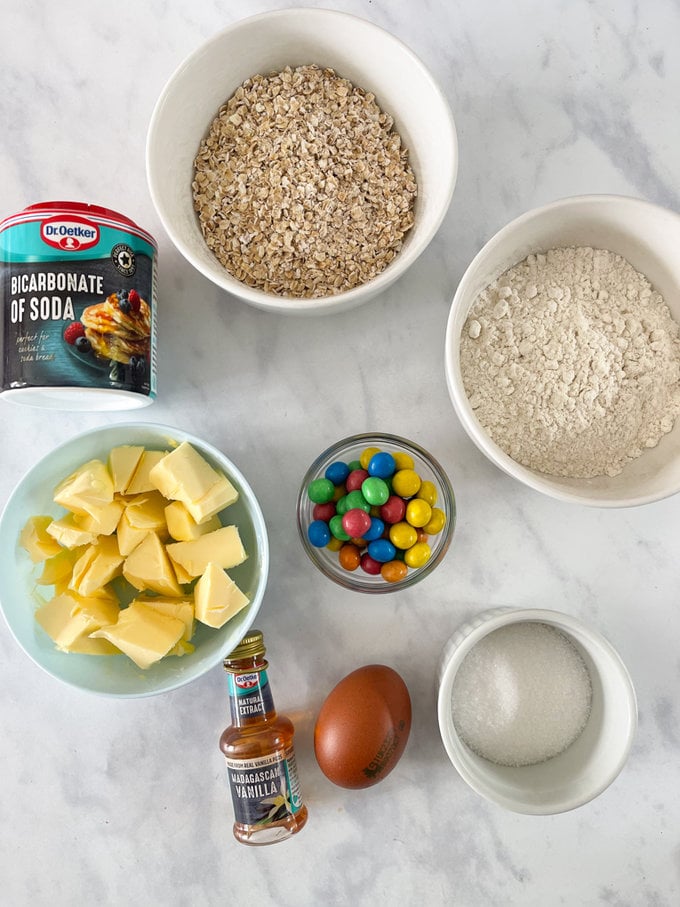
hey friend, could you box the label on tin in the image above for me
[225,748,304,827]
[0,203,157,400]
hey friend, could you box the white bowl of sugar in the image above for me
[445,194,680,506]
[437,607,637,815]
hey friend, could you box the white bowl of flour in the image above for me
[445,194,680,506]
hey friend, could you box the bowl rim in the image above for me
[296,431,456,593]
[436,606,638,815]
[444,192,680,508]
[146,6,458,314]
[0,421,270,698]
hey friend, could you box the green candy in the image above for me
[329,514,350,540]
[336,495,349,515]
[344,490,370,512]
[308,477,335,504]
[361,476,389,506]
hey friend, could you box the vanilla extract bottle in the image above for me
[220,630,308,845]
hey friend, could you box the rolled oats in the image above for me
[192,65,417,298]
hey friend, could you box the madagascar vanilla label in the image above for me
[225,748,304,826]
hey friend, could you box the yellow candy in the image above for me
[404,541,431,569]
[423,507,446,534]
[389,521,418,550]
[417,480,438,507]
[360,446,381,470]
[392,468,422,498]
[393,451,414,471]
[326,536,344,552]
[405,499,432,528]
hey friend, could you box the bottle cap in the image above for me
[224,629,266,665]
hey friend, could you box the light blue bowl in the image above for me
[0,423,269,697]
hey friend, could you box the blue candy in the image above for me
[368,451,396,479]
[363,517,385,542]
[367,538,397,563]
[308,519,331,548]
[325,460,350,486]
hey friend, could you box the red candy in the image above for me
[313,502,336,522]
[342,508,371,538]
[360,553,382,575]
[346,469,369,492]
[380,495,406,524]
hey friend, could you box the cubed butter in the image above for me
[108,445,144,494]
[165,501,220,541]
[46,514,99,549]
[20,515,62,562]
[185,477,239,524]
[134,595,195,640]
[53,459,114,517]
[149,441,221,501]
[116,510,150,557]
[69,536,124,597]
[125,492,169,534]
[171,558,194,586]
[166,525,247,577]
[75,499,124,537]
[125,450,168,495]
[123,531,182,596]
[168,639,195,657]
[194,562,250,629]
[90,602,185,669]
[35,591,120,651]
[36,548,81,586]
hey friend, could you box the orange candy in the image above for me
[339,543,362,571]
[381,560,408,583]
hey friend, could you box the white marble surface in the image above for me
[1,0,679,903]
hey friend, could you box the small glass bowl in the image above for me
[296,433,455,593]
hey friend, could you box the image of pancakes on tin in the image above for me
[81,290,151,364]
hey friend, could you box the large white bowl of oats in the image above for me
[445,194,680,507]
[146,8,457,314]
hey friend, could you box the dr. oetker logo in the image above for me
[40,215,100,252]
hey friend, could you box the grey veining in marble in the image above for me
[1,0,680,904]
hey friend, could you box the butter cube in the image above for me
[90,601,185,669]
[35,591,120,651]
[20,515,62,562]
[194,562,250,629]
[165,501,220,541]
[149,441,221,501]
[125,492,168,534]
[185,477,239,524]
[46,514,98,549]
[149,442,239,523]
[123,531,182,596]
[36,548,81,586]
[169,639,195,657]
[108,445,144,494]
[134,596,195,640]
[126,450,168,495]
[75,499,124,537]
[116,511,150,557]
[69,536,124,597]
[166,525,247,577]
[171,558,194,586]
[53,459,114,518]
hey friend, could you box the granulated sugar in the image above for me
[451,622,592,767]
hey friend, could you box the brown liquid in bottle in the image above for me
[220,630,308,845]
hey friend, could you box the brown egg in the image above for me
[314,664,412,789]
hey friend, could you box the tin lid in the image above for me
[224,630,266,665]
[1,386,154,411]
[1,200,157,248]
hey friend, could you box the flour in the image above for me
[460,246,680,478]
